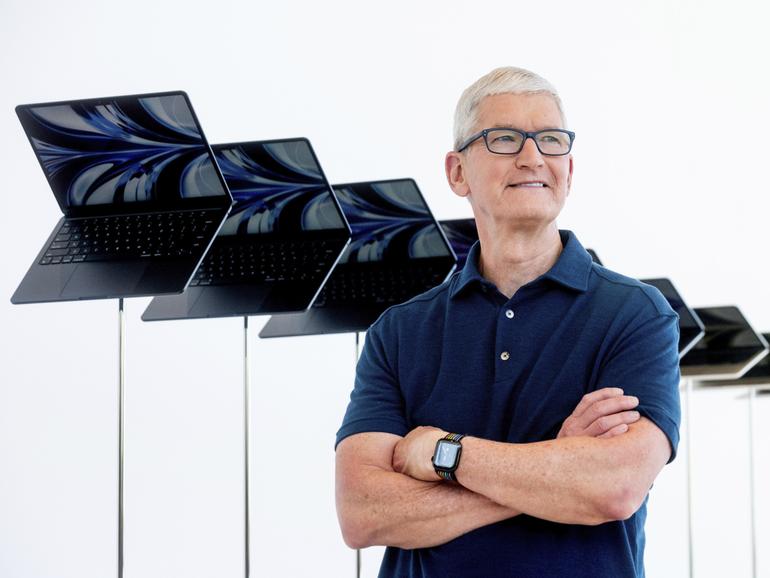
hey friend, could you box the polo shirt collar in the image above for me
[450,229,592,299]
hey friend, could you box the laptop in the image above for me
[680,306,769,379]
[639,279,705,359]
[141,138,351,321]
[258,178,457,337]
[704,333,770,387]
[11,91,232,304]
[437,218,477,269]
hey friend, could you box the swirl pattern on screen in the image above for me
[19,94,227,206]
[334,181,451,263]
[213,141,345,235]
[440,219,478,268]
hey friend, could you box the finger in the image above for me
[584,410,640,437]
[597,423,629,439]
[577,396,639,429]
[571,387,625,419]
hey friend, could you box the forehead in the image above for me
[474,93,564,131]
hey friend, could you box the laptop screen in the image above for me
[212,139,346,236]
[440,218,478,268]
[681,306,767,366]
[742,333,770,379]
[332,179,452,264]
[17,92,229,209]
[641,278,704,356]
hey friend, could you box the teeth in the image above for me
[512,183,545,187]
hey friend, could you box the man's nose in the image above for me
[515,137,545,169]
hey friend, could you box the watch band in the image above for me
[435,433,465,482]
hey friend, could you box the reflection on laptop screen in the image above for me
[18,94,228,207]
[213,140,345,236]
[333,180,451,264]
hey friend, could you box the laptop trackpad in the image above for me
[190,286,270,317]
[61,262,147,299]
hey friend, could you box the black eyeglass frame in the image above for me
[456,128,576,156]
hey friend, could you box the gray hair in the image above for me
[453,66,567,151]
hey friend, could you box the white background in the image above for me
[1,0,769,576]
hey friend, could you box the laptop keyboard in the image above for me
[190,238,340,286]
[314,263,448,307]
[39,211,220,265]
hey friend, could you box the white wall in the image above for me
[1,1,769,576]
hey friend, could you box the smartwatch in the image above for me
[431,433,466,482]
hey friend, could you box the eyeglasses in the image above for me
[457,128,576,156]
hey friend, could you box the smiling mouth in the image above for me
[509,182,548,188]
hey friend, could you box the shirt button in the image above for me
[505,309,514,319]
[500,351,510,361]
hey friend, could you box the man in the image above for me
[335,67,680,577]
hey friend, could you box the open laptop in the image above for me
[12,91,232,304]
[680,306,769,380]
[437,218,477,269]
[258,178,457,337]
[704,333,770,387]
[141,138,351,321]
[639,279,705,359]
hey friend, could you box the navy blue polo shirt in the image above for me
[336,230,681,578]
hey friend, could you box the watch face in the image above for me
[434,441,461,469]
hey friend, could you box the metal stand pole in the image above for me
[684,377,694,578]
[747,387,757,578]
[118,298,126,578]
[244,316,251,578]
[355,331,362,578]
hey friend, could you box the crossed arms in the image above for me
[335,388,671,550]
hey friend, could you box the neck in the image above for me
[477,223,563,299]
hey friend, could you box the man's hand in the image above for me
[392,426,448,481]
[557,387,640,439]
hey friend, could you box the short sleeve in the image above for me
[594,312,682,463]
[334,320,409,449]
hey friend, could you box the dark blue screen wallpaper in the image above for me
[18,94,228,207]
[213,140,345,235]
[332,180,451,263]
[439,218,478,268]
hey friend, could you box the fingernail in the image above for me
[632,411,640,419]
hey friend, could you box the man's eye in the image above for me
[492,134,516,143]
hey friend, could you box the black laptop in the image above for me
[438,218,478,269]
[680,306,769,379]
[586,249,603,266]
[11,91,232,304]
[141,138,351,321]
[258,178,457,337]
[640,279,705,359]
[704,333,770,387]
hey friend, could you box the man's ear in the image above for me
[445,151,470,199]
[566,155,574,195]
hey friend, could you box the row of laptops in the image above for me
[11,90,457,327]
[11,91,770,384]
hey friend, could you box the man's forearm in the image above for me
[336,464,519,549]
[455,420,669,525]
